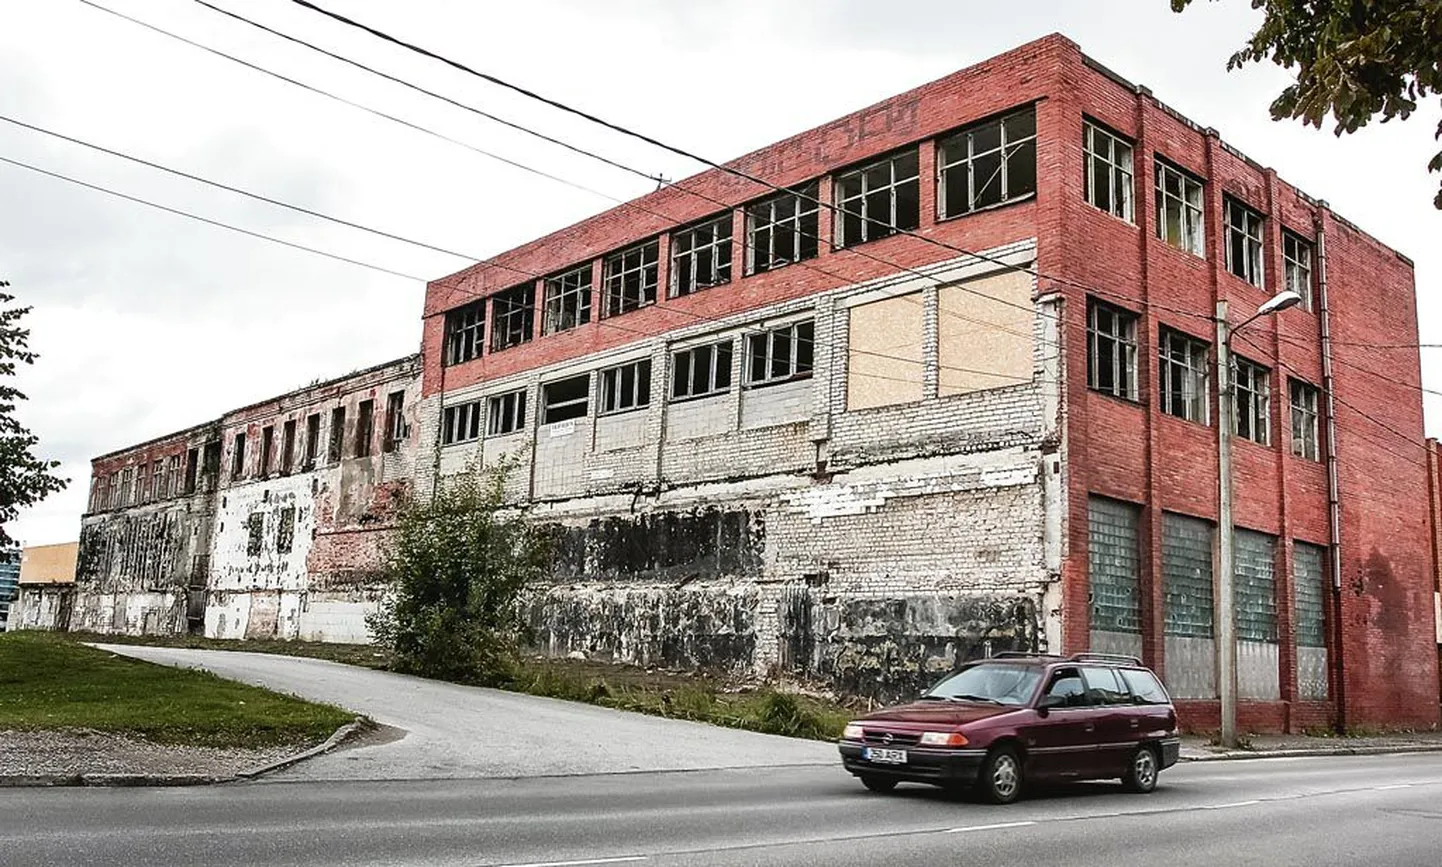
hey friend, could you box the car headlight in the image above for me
[918,731,968,747]
[842,723,865,741]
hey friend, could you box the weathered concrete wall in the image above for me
[11,585,72,631]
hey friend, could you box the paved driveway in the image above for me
[95,645,834,781]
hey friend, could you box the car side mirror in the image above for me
[1037,694,1064,714]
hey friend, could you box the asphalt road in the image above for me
[2,753,1439,866]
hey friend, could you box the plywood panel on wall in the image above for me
[847,292,924,410]
[938,270,1033,396]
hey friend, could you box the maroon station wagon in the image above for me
[838,653,1181,804]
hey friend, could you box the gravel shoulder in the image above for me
[0,729,305,780]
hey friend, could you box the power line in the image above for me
[1268,330,1442,399]
[0,152,426,281]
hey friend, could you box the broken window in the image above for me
[281,419,296,475]
[671,340,733,400]
[490,283,536,351]
[1083,118,1134,221]
[603,241,659,317]
[745,320,814,387]
[1155,159,1205,256]
[201,441,221,487]
[937,106,1037,218]
[487,389,527,436]
[276,506,296,555]
[599,359,652,415]
[542,374,590,425]
[303,414,320,470]
[231,433,247,480]
[834,149,920,248]
[135,462,150,503]
[444,301,485,366]
[1283,230,1314,311]
[1225,197,1265,287]
[441,400,482,446]
[1087,298,1139,400]
[746,182,820,275]
[184,447,200,494]
[1158,327,1210,424]
[670,215,732,297]
[543,265,592,335]
[354,399,375,458]
[383,391,406,453]
[166,454,181,498]
[1232,355,1271,445]
[260,425,275,477]
[1289,378,1320,461]
[328,407,345,463]
[246,513,264,558]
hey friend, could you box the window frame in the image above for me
[441,399,482,446]
[1083,118,1135,222]
[670,215,732,298]
[354,399,375,459]
[833,149,920,248]
[602,240,660,317]
[1157,326,1211,424]
[231,432,247,480]
[745,182,820,275]
[936,106,1038,220]
[542,374,591,425]
[487,389,527,436]
[490,283,536,352]
[1224,196,1266,288]
[1232,355,1271,445]
[1282,230,1314,311]
[671,340,734,401]
[1086,298,1140,401]
[1155,158,1206,256]
[383,391,406,454]
[744,319,815,388]
[1289,378,1321,461]
[443,301,485,366]
[599,359,653,416]
[328,407,345,464]
[542,264,593,336]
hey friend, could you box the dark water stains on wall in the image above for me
[549,508,764,583]
[76,508,192,592]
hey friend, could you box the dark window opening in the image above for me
[303,413,320,470]
[543,265,592,335]
[671,216,732,297]
[745,320,814,387]
[328,407,345,463]
[441,400,482,446]
[1233,356,1271,445]
[281,420,296,475]
[444,301,485,366]
[1283,230,1314,311]
[1158,327,1210,423]
[1224,197,1265,287]
[834,150,920,248]
[671,341,733,400]
[542,374,590,424]
[747,182,820,274]
[600,359,652,415]
[938,106,1037,218]
[1087,298,1139,400]
[354,399,375,458]
[603,241,659,317]
[1083,118,1134,222]
[491,283,536,351]
[383,391,406,453]
[487,390,527,436]
[231,433,247,480]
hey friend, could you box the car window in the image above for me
[1043,667,1092,708]
[1079,666,1131,705]
[926,663,1043,706]
[1119,668,1171,705]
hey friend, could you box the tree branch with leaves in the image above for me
[0,282,67,547]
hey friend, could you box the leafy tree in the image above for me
[0,283,67,547]
[1172,0,1442,207]
[367,458,550,684]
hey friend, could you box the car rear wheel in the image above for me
[976,746,1023,805]
[1121,745,1160,793]
[860,775,897,793]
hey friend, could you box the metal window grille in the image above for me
[745,320,814,387]
[1225,197,1265,288]
[486,390,527,436]
[490,284,536,351]
[938,107,1037,218]
[599,359,652,415]
[671,341,733,400]
[542,375,590,424]
[1087,299,1138,399]
[1084,119,1134,221]
[1155,160,1205,255]
[1233,356,1271,445]
[1158,328,1210,423]
[1289,379,1320,461]
[441,400,482,445]
[542,265,592,335]
[671,216,732,297]
[1162,513,1214,637]
[603,241,659,316]
[1234,529,1277,642]
[834,150,920,247]
[443,301,485,366]
[1283,231,1314,311]
[1088,496,1142,634]
[746,182,819,274]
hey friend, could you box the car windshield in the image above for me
[924,663,1042,706]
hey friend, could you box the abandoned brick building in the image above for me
[69,34,1439,731]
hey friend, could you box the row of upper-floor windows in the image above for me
[1083,120,1317,309]
[226,392,410,483]
[1086,298,1322,460]
[90,442,220,513]
[442,106,1039,367]
[441,320,814,445]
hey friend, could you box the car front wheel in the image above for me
[860,775,897,793]
[977,747,1023,805]
[1121,745,1160,793]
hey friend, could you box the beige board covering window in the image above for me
[938,270,1033,396]
[847,291,924,410]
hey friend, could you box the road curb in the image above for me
[1181,743,1442,762]
[235,716,373,780]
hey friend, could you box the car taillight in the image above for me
[918,731,968,747]
[842,723,865,741]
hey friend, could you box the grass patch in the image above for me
[66,630,395,670]
[0,632,354,748]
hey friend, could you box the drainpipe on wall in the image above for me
[432,338,447,505]
[1314,208,1347,733]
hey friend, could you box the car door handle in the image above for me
[1130,719,1140,729]
[1083,722,1095,732]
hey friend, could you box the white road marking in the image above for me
[944,821,1038,833]
[493,858,647,867]
[1374,784,1413,791]
[1201,800,1260,810]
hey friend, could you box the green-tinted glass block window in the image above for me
[1234,529,1277,642]
[1294,542,1327,648]
[1089,497,1141,633]
[1163,513,1213,637]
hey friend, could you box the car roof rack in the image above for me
[1068,652,1143,665]
[988,652,1064,660]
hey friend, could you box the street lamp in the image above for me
[1215,289,1302,749]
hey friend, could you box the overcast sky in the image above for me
[3,0,1439,547]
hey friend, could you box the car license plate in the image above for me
[864,747,907,764]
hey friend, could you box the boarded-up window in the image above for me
[938,270,1033,396]
[847,292,922,410]
[1234,529,1277,642]
[1088,497,1141,634]
[1162,513,1213,637]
